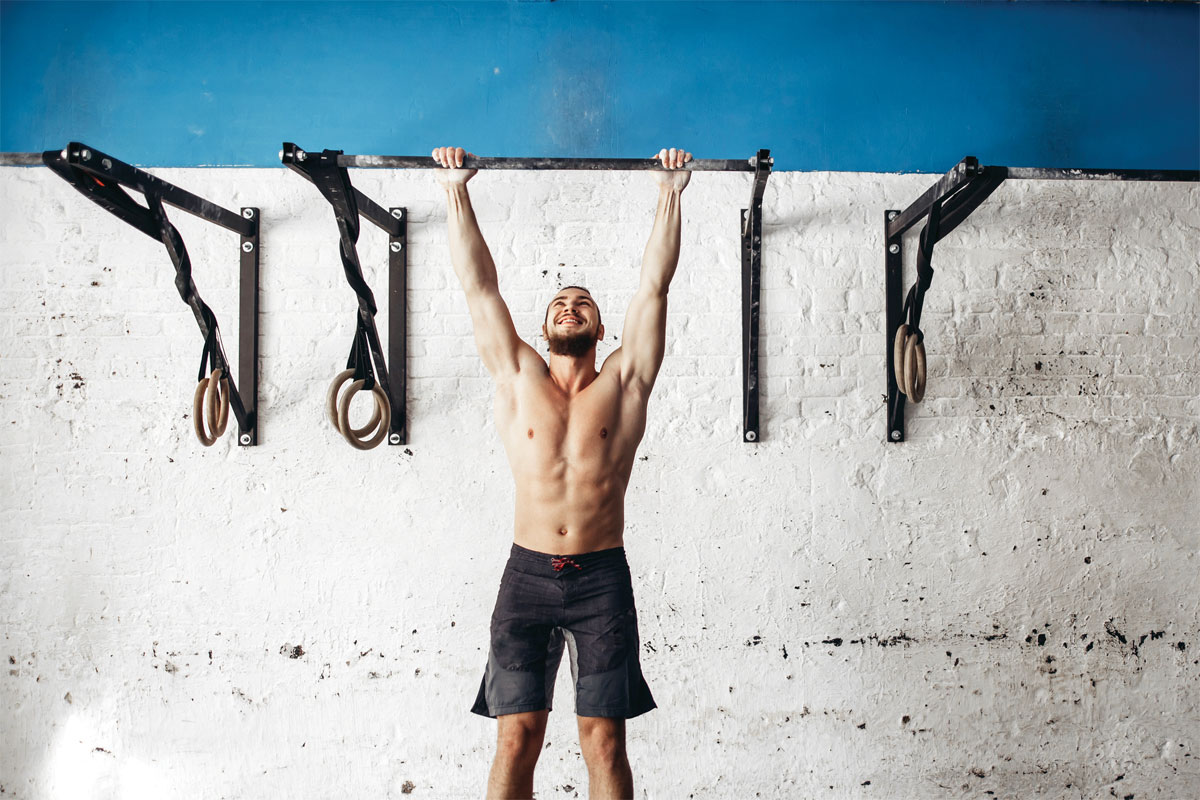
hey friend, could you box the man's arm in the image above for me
[434,146,535,380]
[617,148,692,395]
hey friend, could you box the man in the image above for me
[431,145,692,799]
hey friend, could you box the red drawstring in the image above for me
[551,556,582,572]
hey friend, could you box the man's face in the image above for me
[543,289,603,357]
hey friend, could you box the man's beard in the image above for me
[546,327,598,357]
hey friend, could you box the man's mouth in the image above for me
[558,315,582,326]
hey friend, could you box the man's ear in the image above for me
[541,323,548,340]
[598,323,605,341]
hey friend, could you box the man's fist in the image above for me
[431,146,477,186]
[653,147,692,191]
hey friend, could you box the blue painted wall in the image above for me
[2,1,1197,171]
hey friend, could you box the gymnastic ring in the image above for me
[336,379,391,450]
[192,376,216,446]
[903,333,927,403]
[901,333,918,400]
[893,324,910,394]
[206,368,231,438]
[326,369,382,437]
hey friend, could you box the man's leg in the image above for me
[577,716,633,799]
[487,709,549,799]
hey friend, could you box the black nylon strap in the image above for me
[904,199,943,338]
[143,192,228,378]
[300,149,391,395]
[345,323,376,391]
[305,150,378,317]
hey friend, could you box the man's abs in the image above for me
[511,473,628,554]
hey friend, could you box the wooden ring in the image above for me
[337,379,391,450]
[903,334,927,403]
[893,324,910,395]
[193,377,216,446]
[911,337,927,403]
[206,368,231,438]
[326,369,355,432]
[326,369,382,436]
[901,333,918,399]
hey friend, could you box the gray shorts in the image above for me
[471,543,656,719]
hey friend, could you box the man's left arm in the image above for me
[617,148,692,396]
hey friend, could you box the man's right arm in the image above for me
[434,147,535,380]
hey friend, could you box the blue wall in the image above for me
[2,1,1197,171]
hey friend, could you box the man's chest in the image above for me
[496,376,641,465]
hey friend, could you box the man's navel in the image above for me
[600,427,608,439]
[527,428,534,439]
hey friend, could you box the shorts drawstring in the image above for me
[551,556,582,572]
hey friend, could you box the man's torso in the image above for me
[494,349,649,554]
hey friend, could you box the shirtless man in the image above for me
[432,145,691,799]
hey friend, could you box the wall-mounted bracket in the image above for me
[885,157,1198,443]
[35,143,260,445]
[742,149,772,443]
[281,142,407,446]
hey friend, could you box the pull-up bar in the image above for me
[281,142,774,444]
[282,149,767,172]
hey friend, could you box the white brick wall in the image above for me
[1,166,1197,799]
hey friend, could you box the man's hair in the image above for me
[545,285,601,327]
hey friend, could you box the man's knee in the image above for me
[496,711,548,765]
[578,717,627,766]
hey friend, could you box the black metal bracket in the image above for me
[41,142,260,445]
[281,142,408,445]
[742,149,772,443]
[885,157,1198,443]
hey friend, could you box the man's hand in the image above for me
[432,146,477,186]
[653,147,692,192]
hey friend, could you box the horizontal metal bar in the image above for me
[0,152,44,166]
[334,154,762,172]
[1004,167,1198,182]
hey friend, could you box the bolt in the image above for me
[745,431,757,442]
[888,211,898,220]
[101,158,112,170]
[242,208,255,219]
[278,150,285,162]
[60,149,68,160]
[391,208,403,219]
[240,434,252,445]
[242,242,254,252]
[81,149,92,161]
[891,431,902,441]
[768,158,774,165]
[889,244,900,254]
[390,242,402,253]
[389,433,401,445]
[295,150,307,162]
